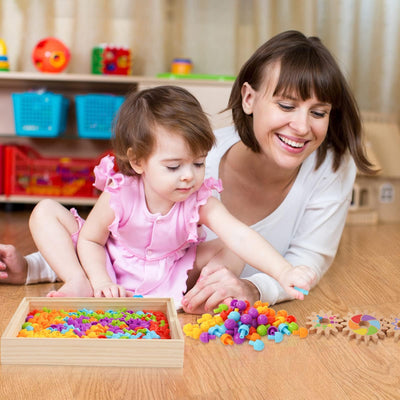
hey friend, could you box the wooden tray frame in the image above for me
[1,297,184,368]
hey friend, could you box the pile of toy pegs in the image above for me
[183,299,308,351]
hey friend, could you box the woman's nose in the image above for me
[289,111,310,135]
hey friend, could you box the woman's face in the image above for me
[241,64,332,172]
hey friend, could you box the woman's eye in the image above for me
[311,110,327,118]
[278,103,294,111]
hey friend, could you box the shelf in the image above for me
[0,134,110,141]
[0,72,233,205]
[0,71,234,89]
[0,71,233,136]
[0,194,96,206]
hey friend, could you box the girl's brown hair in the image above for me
[112,85,215,176]
[228,30,375,174]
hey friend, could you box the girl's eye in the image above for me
[167,165,179,171]
[194,162,204,168]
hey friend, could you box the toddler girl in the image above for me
[29,86,316,307]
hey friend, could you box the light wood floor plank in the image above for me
[1,208,400,399]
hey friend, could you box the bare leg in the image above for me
[0,244,28,284]
[29,199,93,297]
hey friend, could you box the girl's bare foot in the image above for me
[0,244,28,284]
[47,277,93,297]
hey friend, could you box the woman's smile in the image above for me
[276,133,310,154]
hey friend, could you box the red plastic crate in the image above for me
[0,144,4,194]
[3,145,105,198]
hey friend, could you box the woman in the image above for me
[0,31,374,314]
[181,30,374,313]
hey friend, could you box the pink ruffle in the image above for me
[186,177,223,243]
[93,155,127,238]
[93,155,125,192]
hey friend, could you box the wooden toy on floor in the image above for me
[341,312,386,344]
[305,311,344,337]
[382,315,400,342]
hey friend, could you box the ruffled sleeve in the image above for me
[93,155,125,192]
[198,177,223,201]
[186,177,223,243]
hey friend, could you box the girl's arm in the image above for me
[77,192,130,297]
[198,197,316,299]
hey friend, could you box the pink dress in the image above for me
[71,155,222,307]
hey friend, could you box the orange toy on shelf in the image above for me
[32,37,70,73]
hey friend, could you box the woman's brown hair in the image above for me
[228,30,375,174]
[112,85,215,176]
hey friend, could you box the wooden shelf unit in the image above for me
[0,72,233,205]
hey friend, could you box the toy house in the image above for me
[347,112,400,224]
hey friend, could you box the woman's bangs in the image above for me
[274,53,338,104]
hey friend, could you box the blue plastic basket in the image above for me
[12,92,69,137]
[75,94,124,139]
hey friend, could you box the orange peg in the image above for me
[220,333,234,345]
[293,327,308,338]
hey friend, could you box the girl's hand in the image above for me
[182,262,260,314]
[92,281,134,298]
[277,265,317,300]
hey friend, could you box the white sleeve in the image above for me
[25,252,58,284]
[244,156,356,304]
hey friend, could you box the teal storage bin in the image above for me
[75,94,124,139]
[12,92,69,137]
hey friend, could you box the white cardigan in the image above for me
[204,126,356,304]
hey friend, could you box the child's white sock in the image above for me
[25,252,58,284]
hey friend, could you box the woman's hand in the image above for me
[182,262,260,314]
[92,280,133,298]
[0,244,28,284]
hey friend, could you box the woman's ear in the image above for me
[241,82,255,115]
[127,148,143,175]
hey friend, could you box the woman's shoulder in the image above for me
[299,149,356,197]
[302,149,356,177]
[213,125,239,148]
[206,126,239,179]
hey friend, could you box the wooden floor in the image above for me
[1,206,400,400]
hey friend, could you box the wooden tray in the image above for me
[1,297,184,368]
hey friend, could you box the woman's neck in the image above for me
[229,141,300,188]
[218,141,300,225]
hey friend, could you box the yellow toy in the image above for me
[0,39,10,71]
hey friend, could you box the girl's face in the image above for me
[130,125,206,215]
[241,64,332,172]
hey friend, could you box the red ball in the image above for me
[32,37,70,73]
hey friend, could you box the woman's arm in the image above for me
[245,157,356,304]
[182,244,260,313]
[199,197,316,298]
[184,154,356,311]
[77,192,130,297]
[184,187,351,312]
